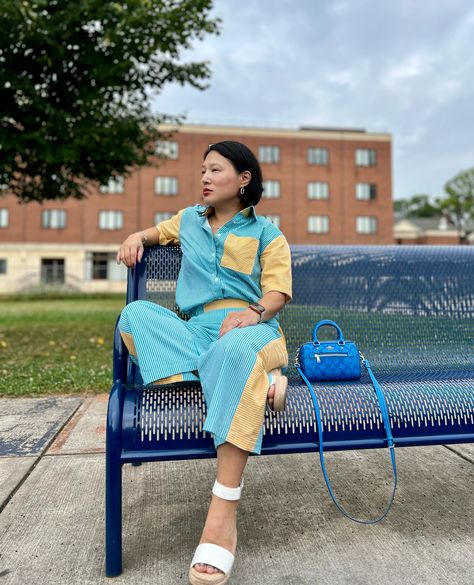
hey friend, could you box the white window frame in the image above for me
[155,176,178,196]
[307,182,329,200]
[262,180,281,198]
[258,145,280,164]
[0,208,8,228]
[99,176,125,193]
[307,147,329,165]
[356,183,377,200]
[98,210,124,230]
[355,148,376,167]
[42,209,67,229]
[356,216,378,234]
[307,215,330,234]
[154,211,175,224]
[155,140,179,159]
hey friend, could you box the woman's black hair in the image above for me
[203,141,264,207]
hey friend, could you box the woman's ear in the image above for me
[241,170,252,188]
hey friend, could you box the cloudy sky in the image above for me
[151,0,474,201]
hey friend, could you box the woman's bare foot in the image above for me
[193,496,238,575]
[267,370,288,411]
[267,382,276,410]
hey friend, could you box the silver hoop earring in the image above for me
[240,187,245,195]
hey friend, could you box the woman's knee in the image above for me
[118,300,147,333]
[214,331,259,365]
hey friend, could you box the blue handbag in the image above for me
[297,320,361,381]
[296,319,397,524]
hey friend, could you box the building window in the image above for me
[85,252,126,280]
[0,259,6,274]
[0,209,8,228]
[308,147,329,165]
[262,180,280,198]
[99,176,124,193]
[266,215,281,228]
[154,211,175,224]
[155,176,178,196]
[356,183,377,200]
[92,253,108,279]
[42,209,67,229]
[41,258,65,284]
[155,140,179,159]
[99,210,123,230]
[307,182,329,200]
[355,148,376,166]
[258,145,280,164]
[308,215,329,234]
[356,216,378,234]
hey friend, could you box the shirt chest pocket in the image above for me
[220,233,259,275]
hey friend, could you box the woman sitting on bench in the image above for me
[116,140,292,585]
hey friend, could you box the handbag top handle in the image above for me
[312,320,345,344]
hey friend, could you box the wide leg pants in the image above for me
[118,299,288,454]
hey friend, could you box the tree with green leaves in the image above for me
[0,0,220,203]
[393,194,439,220]
[437,168,474,244]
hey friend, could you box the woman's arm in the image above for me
[116,226,161,268]
[116,209,185,268]
[218,291,287,337]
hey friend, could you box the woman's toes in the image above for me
[267,383,275,406]
[193,562,221,575]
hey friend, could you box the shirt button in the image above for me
[214,277,219,282]
[216,233,221,238]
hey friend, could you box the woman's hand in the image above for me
[116,233,144,268]
[219,308,261,337]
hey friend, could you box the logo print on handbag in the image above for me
[296,320,361,382]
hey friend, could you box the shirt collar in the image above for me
[198,205,257,219]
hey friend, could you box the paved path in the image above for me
[0,395,473,584]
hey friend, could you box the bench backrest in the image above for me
[130,245,474,379]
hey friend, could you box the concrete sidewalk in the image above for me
[0,395,473,585]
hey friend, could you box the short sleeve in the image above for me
[260,234,293,302]
[156,208,186,245]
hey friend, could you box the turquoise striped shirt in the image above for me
[155,205,292,315]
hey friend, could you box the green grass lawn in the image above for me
[1,293,471,397]
[0,295,125,397]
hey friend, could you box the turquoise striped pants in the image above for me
[118,299,288,454]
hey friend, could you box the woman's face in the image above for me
[201,150,249,208]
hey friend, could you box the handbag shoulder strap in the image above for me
[297,358,397,525]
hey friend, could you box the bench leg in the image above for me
[105,455,122,577]
[105,382,124,577]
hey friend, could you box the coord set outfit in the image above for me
[118,204,292,454]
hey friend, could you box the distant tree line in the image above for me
[394,168,474,244]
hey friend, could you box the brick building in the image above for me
[0,123,393,293]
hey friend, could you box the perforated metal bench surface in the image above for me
[118,245,474,459]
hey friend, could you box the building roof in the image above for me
[159,122,391,142]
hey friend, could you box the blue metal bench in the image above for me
[105,245,474,577]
